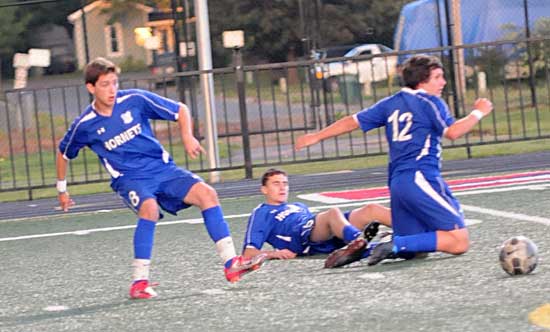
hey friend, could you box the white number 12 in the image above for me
[388,109,413,142]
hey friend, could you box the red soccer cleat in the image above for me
[224,254,267,283]
[129,280,158,299]
[324,237,367,268]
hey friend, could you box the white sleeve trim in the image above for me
[417,95,448,130]
[62,112,96,159]
[122,93,179,120]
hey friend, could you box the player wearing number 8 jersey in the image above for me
[56,58,266,299]
[295,55,493,265]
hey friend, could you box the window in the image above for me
[159,29,168,54]
[104,23,124,57]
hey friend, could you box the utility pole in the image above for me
[523,0,537,107]
[451,0,466,113]
[170,0,184,76]
[194,0,220,182]
[313,0,322,50]
[443,0,460,118]
[81,0,90,64]
[298,0,309,57]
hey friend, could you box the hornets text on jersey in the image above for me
[59,89,180,180]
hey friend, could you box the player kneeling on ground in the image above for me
[295,55,493,265]
[56,57,266,299]
[242,168,392,268]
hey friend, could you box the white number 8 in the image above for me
[129,191,140,207]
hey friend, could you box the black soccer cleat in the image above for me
[363,221,380,243]
[324,237,367,268]
[367,240,397,266]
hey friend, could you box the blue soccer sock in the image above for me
[202,206,237,264]
[342,224,362,243]
[202,206,231,242]
[133,218,157,259]
[393,232,437,253]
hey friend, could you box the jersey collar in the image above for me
[401,87,428,95]
[90,99,114,117]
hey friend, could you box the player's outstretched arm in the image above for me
[243,247,297,260]
[177,103,205,159]
[444,98,493,140]
[295,115,359,151]
[55,150,74,212]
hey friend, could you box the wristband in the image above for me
[56,179,67,193]
[470,109,484,120]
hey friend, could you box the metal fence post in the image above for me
[523,0,537,107]
[234,48,253,179]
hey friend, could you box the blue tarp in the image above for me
[394,0,550,62]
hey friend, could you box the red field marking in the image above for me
[319,170,550,201]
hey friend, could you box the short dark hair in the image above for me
[84,57,118,85]
[402,55,444,89]
[261,168,287,186]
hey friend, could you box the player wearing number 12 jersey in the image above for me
[55,58,266,299]
[295,55,493,265]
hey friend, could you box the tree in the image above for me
[208,0,404,65]
[0,7,30,77]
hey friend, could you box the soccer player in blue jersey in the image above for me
[55,58,266,299]
[295,54,493,266]
[242,168,392,267]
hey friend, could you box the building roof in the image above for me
[68,0,153,23]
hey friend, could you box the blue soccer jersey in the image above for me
[356,87,464,235]
[243,202,316,255]
[243,202,347,255]
[59,89,180,179]
[355,88,455,178]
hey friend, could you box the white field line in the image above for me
[298,180,550,203]
[0,184,548,243]
[461,205,550,226]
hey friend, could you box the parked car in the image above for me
[315,44,398,89]
[45,44,77,75]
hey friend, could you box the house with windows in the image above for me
[67,0,154,70]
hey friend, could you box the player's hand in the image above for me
[295,133,319,151]
[58,192,74,212]
[270,249,297,260]
[183,135,206,159]
[474,98,493,117]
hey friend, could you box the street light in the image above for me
[222,30,253,178]
[222,30,244,49]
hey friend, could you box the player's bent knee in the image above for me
[138,199,160,221]
[201,183,219,202]
[327,207,341,219]
[362,204,374,215]
[187,182,219,209]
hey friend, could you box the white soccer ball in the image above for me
[499,236,538,276]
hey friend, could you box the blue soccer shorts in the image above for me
[296,215,346,255]
[113,165,203,216]
[390,170,465,236]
